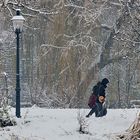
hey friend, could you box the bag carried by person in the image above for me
[88,94,96,108]
[88,82,101,108]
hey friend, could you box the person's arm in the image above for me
[98,86,105,97]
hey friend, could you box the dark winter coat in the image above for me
[98,84,106,97]
[98,78,109,97]
[96,79,109,103]
[92,82,101,96]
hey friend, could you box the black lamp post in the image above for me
[12,9,25,118]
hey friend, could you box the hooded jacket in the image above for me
[96,78,109,103]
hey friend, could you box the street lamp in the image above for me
[11,9,25,118]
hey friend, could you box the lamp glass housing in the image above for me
[12,15,25,32]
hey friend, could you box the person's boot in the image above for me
[86,114,90,118]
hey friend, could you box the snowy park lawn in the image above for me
[0,106,139,140]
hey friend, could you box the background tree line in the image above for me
[0,0,140,108]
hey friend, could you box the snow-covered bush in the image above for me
[77,110,89,134]
[117,112,140,140]
[0,107,16,127]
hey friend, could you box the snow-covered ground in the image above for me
[0,107,139,140]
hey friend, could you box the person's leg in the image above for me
[86,105,96,117]
[102,106,107,116]
[95,103,103,117]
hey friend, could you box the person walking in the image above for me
[86,78,109,118]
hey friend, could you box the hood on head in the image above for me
[101,78,109,85]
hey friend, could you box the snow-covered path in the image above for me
[0,107,139,140]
